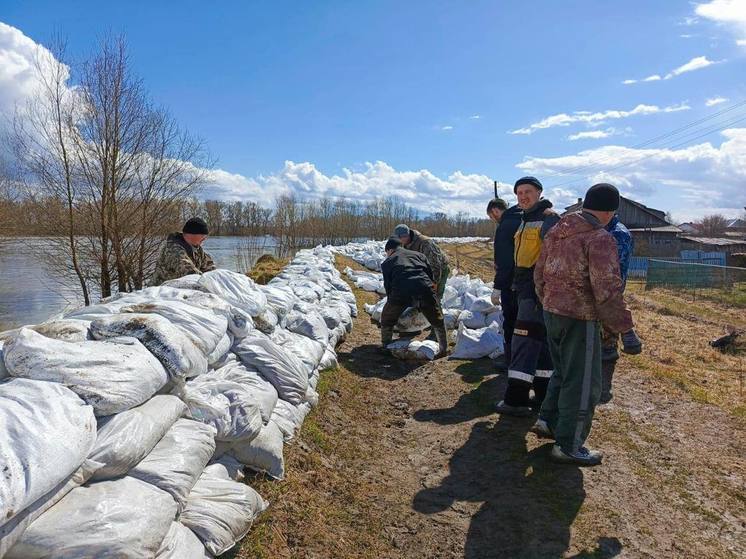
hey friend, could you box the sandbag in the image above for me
[180,468,268,556]
[211,360,279,423]
[270,399,311,442]
[207,333,232,369]
[259,284,297,318]
[91,313,208,380]
[459,309,487,329]
[6,477,178,559]
[129,419,216,512]
[183,371,264,442]
[0,379,97,528]
[319,346,338,370]
[469,296,498,314]
[0,319,93,343]
[121,300,227,357]
[0,341,7,380]
[88,395,187,481]
[198,269,267,317]
[443,308,461,330]
[387,339,440,361]
[229,420,285,480]
[232,331,309,405]
[271,328,324,376]
[0,459,101,557]
[156,521,210,559]
[253,308,278,335]
[206,454,245,483]
[160,274,206,291]
[4,329,169,416]
[284,309,329,345]
[395,307,430,333]
[450,322,505,360]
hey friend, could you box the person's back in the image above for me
[151,218,215,286]
[493,205,522,290]
[381,247,434,302]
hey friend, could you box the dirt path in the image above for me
[238,248,745,559]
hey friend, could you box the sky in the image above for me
[1,0,745,222]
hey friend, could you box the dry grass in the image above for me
[246,254,288,285]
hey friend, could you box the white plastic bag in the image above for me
[284,310,330,345]
[207,360,279,423]
[0,319,93,343]
[3,329,169,416]
[450,322,505,360]
[229,420,285,480]
[0,341,7,380]
[6,477,178,559]
[180,467,268,556]
[0,379,97,528]
[129,418,216,512]
[395,307,430,333]
[207,333,232,369]
[253,307,279,335]
[156,521,210,559]
[91,313,208,380]
[88,395,187,481]
[232,331,309,405]
[459,309,487,329]
[198,269,268,317]
[387,339,440,361]
[271,328,325,376]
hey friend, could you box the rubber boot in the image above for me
[600,360,616,404]
[434,325,448,359]
[381,325,394,348]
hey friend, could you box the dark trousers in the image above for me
[381,291,444,344]
[500,288,518,363]
[540,311,602,453]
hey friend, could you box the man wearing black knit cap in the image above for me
[151,217,216,285]
[531,183,642,465]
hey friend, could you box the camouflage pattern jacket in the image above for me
[151,232,216,286]
[405,229,449,283]
[534,212,633,334]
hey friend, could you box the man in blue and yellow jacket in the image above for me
[495,176,560,416]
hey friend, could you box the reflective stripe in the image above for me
[513,328,529,336]
[535,369,554,378]
[508,370,534,383]
[573,321,595,452]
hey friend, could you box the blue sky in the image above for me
[1,0,745,221]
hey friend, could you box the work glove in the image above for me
[490,289,501,306]
[621,329,642,355]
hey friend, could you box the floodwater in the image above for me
[0,236,278,330]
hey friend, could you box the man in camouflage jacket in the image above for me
[151,217,216,286]
[394,225,450,298]
[532,183,641,466]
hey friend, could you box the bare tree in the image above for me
[695,214,729,237]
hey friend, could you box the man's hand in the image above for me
[621,329,642,355]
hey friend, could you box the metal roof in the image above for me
[680,236,746,246]
[628,225,682,233]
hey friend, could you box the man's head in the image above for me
[182,217,209,247]
[513,176,543,210]
[582,183,620,226]
[385,236,402,256]
[393,224,411,245]
[486,198,509,222]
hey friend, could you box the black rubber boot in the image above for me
[434,325,448,358]
[600,360,616,404]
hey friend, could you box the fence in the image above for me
[629,251,728,281]
[645,259,746,289]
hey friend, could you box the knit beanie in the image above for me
[583,183,620,211]
[183,217,209,235]
[513,176,543,194]
[385,237,402,252]
[393,224,410,238]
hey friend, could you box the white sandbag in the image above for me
[206,454,245,483]
[121,300,227,357]
[271,328,324,376]
[156,521,210,559]
[161,274,206,291]
[470,296,498,314]
[387,339,440,361]
[309,370,320,390]
[198,269,267,317]
[284,309,329,345]
[443,308,461,330]
[183,372,264,442]
[459,309,487,329]
[4,328,169,416]
[270,399,310,442]
[0,459,100,557]
[0,379,96,528]
[0,319,93,343]
[0,341,7,380]
[355,276,382,292]
[305,386,319,407]
[88,395,187,481]
[91,313,208,380]
[180,468,268,556]
[6,477,177,559]
[64,301,123,321]
[229,420,285,480]
[129,419,216,512]
[232,331,309,405]
[207,333,232,369]
[209,360,278,423]
[364,298,386,322]
[485,309,503,327]
[441,285,461,309]
[319,346,338,370]
[395,307,430,333]
[259,284,297,318]
[450,322,505,360]
[253,307,278,335]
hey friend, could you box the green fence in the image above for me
[645,259,746,307]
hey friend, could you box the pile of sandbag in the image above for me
[0,245,353,557]
[334,241,505,361]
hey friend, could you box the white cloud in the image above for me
[696,1,746,46]
[441,125,453,131]
[567,128,622,141]
[705,96,729,106]
[509,103,690,135]
[469,114,481,120]
[623,56,720,85]
[202,160,516,217]
[516,128,746,216]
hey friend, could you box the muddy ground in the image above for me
[236,242,745,559]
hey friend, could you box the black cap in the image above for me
[513,176,543,194]
[385,236,402,252]
[183,217,209,235]
[583,183,620,212]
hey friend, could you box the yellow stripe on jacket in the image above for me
[514,221,544,269]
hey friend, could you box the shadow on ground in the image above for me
[337,343,422,381]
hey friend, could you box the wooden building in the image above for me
[563,196,669,228]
